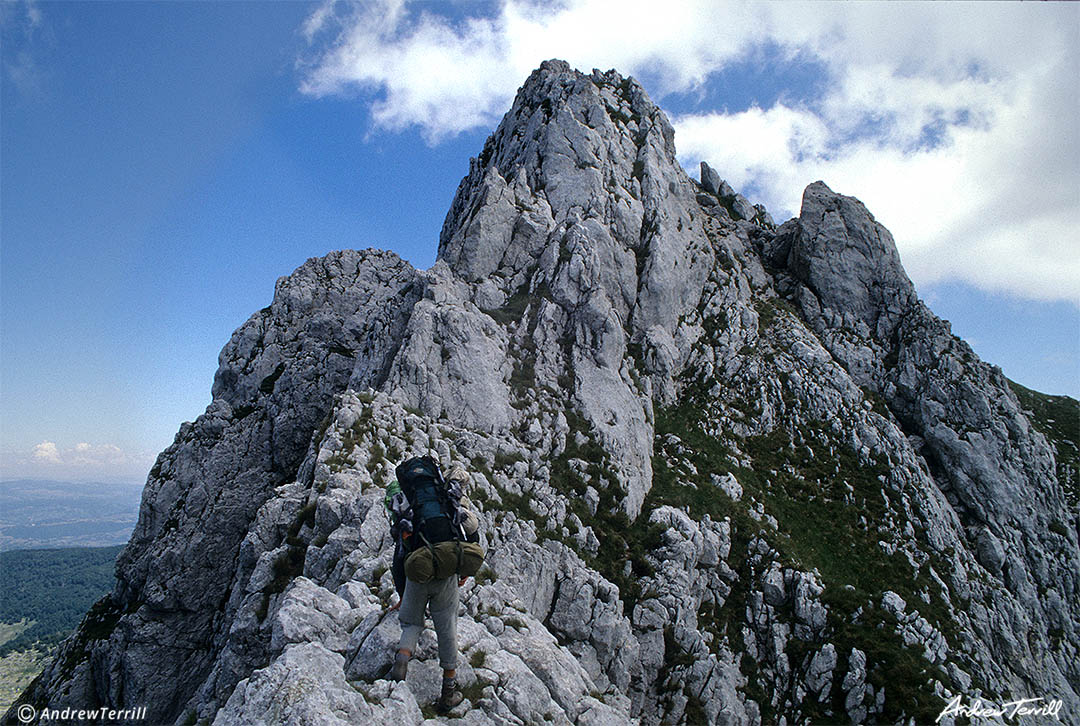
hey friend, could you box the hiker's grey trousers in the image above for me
[398,575,459,670]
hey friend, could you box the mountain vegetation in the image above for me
[0,547,122,656]
[0,547,121,714]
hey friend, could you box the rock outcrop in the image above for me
[8,60,1078,726]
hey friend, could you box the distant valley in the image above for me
[0,480,143,551]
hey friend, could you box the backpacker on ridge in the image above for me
[385,456,482,593]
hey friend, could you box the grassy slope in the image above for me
[0,647,55,716]
[1008,380,1079,506]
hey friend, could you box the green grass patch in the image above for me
[1008,379,1079,505]
[264,499,316,601]
[486,284,533,327]
[474,566,497,586]
[0,643,56,716]
[494,450,526,470]
[820,591,950,724]
[544,409,664,612]
[653,392,957,723]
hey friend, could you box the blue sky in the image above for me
[2,0,1077,483]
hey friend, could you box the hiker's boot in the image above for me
[390,651,409,682]
[436,676,463,714]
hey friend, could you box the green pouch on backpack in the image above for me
[405,540,485,583]
[455,541,485,578]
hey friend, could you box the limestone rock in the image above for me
[806,643,836,699]
[699,162,722,195]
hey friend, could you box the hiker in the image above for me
[385,467,480,603]
[386,457,482,715]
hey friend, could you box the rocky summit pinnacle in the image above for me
[8,61,1077,726]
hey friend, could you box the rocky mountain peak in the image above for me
[9,61,1077,726]
[767,180,916,348]
[438,59,677,286]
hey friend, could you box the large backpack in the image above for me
[395,456,457,545]
[394,456,485,583]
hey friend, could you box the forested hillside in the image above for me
[0,546,121,713]
[0,546,122,656]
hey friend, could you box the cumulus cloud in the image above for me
[32,441,62,464]
[11,440,153,482]
[70,442,127,467]
[298,0,765,140]
[298,0,1079,303]
[673,61,1080,300]
[671,4,1080,301]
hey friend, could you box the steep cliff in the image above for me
[9,60,1078,726]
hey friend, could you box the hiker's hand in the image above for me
[459,577,468,587]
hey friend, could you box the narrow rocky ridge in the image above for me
[8,59,1077,726]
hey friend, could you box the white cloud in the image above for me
[70,442,127,467]
[25,0,41,29]
[300,0,335,42]
[32,441,62,464]
[9,441,153,483]
[298,0,1080,303]
[298,0,766,141]
[672,33,1080,301]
